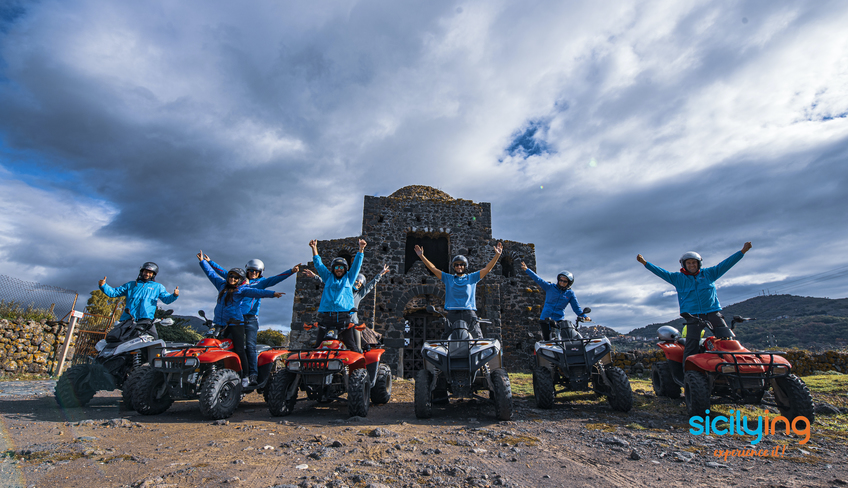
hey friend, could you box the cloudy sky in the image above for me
[1,0,847,333]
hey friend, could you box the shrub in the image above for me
[257,329,287,347]
[0,300,55,322]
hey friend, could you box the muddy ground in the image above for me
[1,376,847,488]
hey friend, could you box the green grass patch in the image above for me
[585,422,616,432]
[500,434,539,446]
[509,373,534,397]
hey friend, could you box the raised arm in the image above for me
[479,241,503,279]
[253,264,299,289]
[523,266,551,290]
[158,284,179,304]
[360,264,389,296]
[414,245,442,280]
[99,277,130,298]
[207,256,227,278]
[199,258,226,288]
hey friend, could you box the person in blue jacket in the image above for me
[202,255,300,385]
[637,241,752,361]
[197,251,283,386]
[98,262,179,339]
[518,262,590,340]
[309,238,367,352]
[414,241,503,339]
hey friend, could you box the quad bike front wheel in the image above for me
[131,366,174,415]
[54,363,109,408]
[414,369,433,419]
[348,368,371,418]
[604,366,633,412]
[772,374,815,426]
[121,368,139,408]
[490,368,513,421]
[199,369,242,419]
[370,364,393,405]
[651,361,681,399]
[533,367,555,409]
[684,370,710,418]
[268,370,298,416]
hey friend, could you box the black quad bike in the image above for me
[414,305,513,420]
[532,308,633,412]
[54,310,176,408]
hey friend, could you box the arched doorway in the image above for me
[401,294,442,379]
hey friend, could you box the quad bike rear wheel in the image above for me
[54,363,108,408]
[490,368,513,421]
[370,364,393,405]
[348,368,371,418]
[684,370,710,418]
[268,370,298,416]
[199,369,242,419]
[533,367,555,409]
[414,369,433,419]
[604,366,633,412]
[772,374,815,426]
[651,361,681,399]
[131,365,174,415]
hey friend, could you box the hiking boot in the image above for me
[249,374,258,386]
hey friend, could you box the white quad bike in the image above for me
[532,308,633,412]
[414,305,513,420]
[54,311,180,408]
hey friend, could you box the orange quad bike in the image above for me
[130,310,290,419]
[653,313,814,425]
[266,321,392,418]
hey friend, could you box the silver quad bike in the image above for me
[54,310,177,408]
[414,305,513,420]
[532,308,632,412]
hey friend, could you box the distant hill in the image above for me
[172,315,210,333]
[626,295,848,350]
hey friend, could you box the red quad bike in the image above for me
[653,313,814,425]
[266,321,392,418]
[131,310,290,420]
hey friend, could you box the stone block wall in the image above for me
[289,186,546,377]
[0,318,75,374]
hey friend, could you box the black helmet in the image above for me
[451,255,469,274]
[245,259,265,277]
[138,262,159,281]
[227,268,247,282]
[556,270,574,289]
[330,257,349,273]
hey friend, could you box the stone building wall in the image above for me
[0,318,76,374]
[289,186,547,376]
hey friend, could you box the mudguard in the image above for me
[658,341,684,363]
[199,350,243,373]
[258,348,290,368]
[364,349,385,365]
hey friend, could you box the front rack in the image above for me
[707,350,790,379]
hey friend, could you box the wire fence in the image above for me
[0,274,79,322]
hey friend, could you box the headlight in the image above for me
[327,360,342,372]
[478,348,495,361]
[772,365,789,375]
[720,365,737,374]
[184,358,199,368]
[153,359,163,368]
[541,349,559,360]
[287,361,301,371]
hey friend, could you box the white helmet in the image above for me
[679,252,702,269]
[657,326,680,341]
[245,259,265,277]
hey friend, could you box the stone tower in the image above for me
[289,185,545,376]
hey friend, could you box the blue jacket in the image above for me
[525,269,585,320]
[208,260,294,316]
[200,261,275,325]
[441,271,482,310]
[100,280,178,322]
[645,251,745,315]
[314,252,364,313]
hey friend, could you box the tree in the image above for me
[257,329,287,347]
[155,309,203,343]
[84,290,125,317]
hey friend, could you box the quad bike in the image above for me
[414,305,513,420]
[652,313,815,424]
[54,311,176,408]
[532,308,632,412]
[267,320,391,418]
[131,310,290,419]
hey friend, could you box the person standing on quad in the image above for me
[303,263,390,324]
[98,262,179,340]
[203,255,300,386]
[197,251,283,387]
[414,242,503,339]
[310,238,367,352]
[518,262,590,341]
[637,242,753,361]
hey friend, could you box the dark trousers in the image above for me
[539,319,578,341]
[444,310,482,339]
[315,312,360,352]
[683,312,725,361]
[223,323,247,377]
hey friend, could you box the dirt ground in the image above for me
[1,375,847,488]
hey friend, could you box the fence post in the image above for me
[55,310,83,376]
